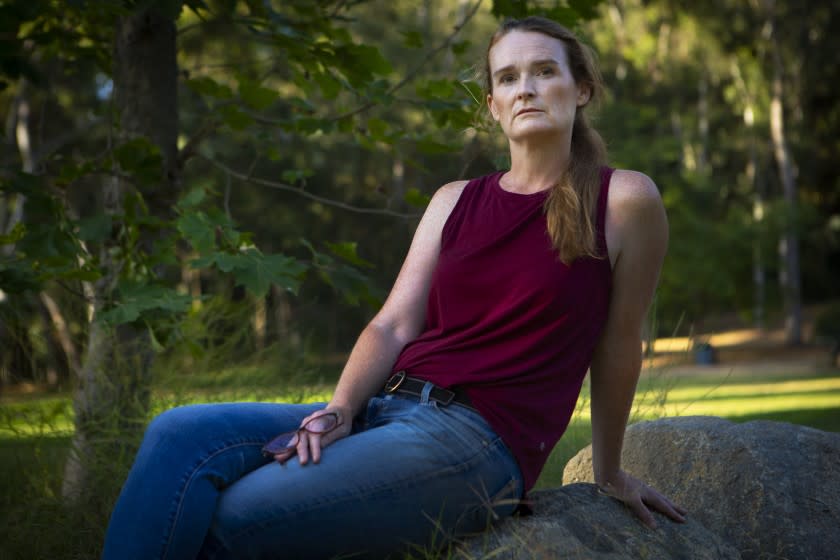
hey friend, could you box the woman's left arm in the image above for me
[589,170,687,529]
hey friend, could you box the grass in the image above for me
[1,366,838,558]
[533,367,840,488]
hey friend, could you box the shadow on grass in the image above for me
[726,407,840,433]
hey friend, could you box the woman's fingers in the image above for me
[309,432,322,464]
[296,430,311,465]
[628,496,657,529]
[643,489,686,523]
[270,407,349,466]
[601,474,687,529]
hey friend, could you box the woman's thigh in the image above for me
[200,395,523,560]
[103,401,325,560]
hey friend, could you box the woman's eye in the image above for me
[499,75,515,84]
[538,67,554,76]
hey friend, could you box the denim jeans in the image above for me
[102,382,523,560]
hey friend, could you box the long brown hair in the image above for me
[484,17,607,264]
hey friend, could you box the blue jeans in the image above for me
[102,384,523,559]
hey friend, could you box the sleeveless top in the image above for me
[392,168,614,491]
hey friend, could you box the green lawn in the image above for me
[535,368,840,488]
[1,367,838,558]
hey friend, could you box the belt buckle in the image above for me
[384,371,407,393]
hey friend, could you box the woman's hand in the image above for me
[598,470,687,529]
[272,406,353,466]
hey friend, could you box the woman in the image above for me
[103,16,686,560]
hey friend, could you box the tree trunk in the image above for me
[42,291,81,371]
[37,293,71,385]
[697,73,709,174]
[2,79,32,258]
[768,26,802,345]
[62,8,179,504]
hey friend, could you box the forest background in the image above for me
[1,0,839,558]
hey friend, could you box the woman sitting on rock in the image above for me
[102,15,686,560]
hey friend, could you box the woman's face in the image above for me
[486,30,589,143]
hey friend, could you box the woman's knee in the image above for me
[142,404,216,451]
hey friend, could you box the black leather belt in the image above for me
[383,371,476,412]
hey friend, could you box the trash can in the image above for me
[694,342,716,365]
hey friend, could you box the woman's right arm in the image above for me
[290,180,468,465]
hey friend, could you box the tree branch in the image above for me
[332,0,484,122]
[177,119,221,167]
[200,155,421,219]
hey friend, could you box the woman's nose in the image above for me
[516,76,536,99]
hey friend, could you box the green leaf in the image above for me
[186,77,233,99]
[415,78,456,100]
[113,137,163,185]
[97,281,192,326]
[366,117,389,141]
[452,40,471,56]
[213,252,239,273]
[460,80,484,106]
[301,240,381,307]
[401,30,424,49]
[218,105,254,130]
[415,138,455,155]
[151,0,184,21]
[193,249,306,297]
[0,262,41,293]
[336,43,392,87]
[351,44,392,76]
[404,188,431,209]
[292,116,332,135]
[176,212,215,253]
[567,0,602,20]
[0,222,26,246]
[280,169,313,184]
[230,249,307,297]
[313,70,341,100]
[177,187,206,210]
[491,0,528,19]
[325,241,373,268]
[337,116,354,134]
[76,214,112,242]
[189,255,215,268]
[238,77,278,111]
[114,137,160,170]
[147,322,165,353]
[56,160,98,187]
[542,6,581,26]
[317,263,382,307]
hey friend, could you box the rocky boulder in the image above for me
[563,416,840,560]
[457,483,740,559]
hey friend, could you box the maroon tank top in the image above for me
[392,168,614,491]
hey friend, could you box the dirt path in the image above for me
[643,325,837,379]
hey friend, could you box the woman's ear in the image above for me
[487,94,500,121]
[577,85,592,107]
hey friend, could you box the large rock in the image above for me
[457,484,740,559]
[563,416,840,560]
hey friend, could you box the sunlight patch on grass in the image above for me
[1,373,838,440]
[664,376,840,400]
[661,394,840,418]
[0,388,337,438]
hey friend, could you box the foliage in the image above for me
[0,0,616,377]
[584,0,840,334]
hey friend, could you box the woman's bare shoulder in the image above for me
[608,169,662,206]
[605,169,667,262]
[420,180,470,224]
[434,179,470,205]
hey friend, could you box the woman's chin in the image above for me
[508,124,566,143]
